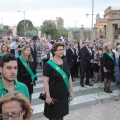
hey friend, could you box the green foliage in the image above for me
[3,25,11,30]
[41,20,57,38]
[0,25,12,35]
[17,19,36,37]
[41,20,68,39]
[26,27,38,36]
[58,29,68,38]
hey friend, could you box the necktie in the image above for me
[87,46,92,55]
[76,49,78,56]
[72,48,74,55]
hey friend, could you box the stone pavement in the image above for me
[32,66,120,120]
[40,100,120,120]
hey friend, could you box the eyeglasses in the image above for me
[56,49,64,51]
[0,110,23,120]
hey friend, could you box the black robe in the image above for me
[17,57,37,95]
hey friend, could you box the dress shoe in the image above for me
[80,84,84,87]
[104,88,109,93]
[107,88,113,93]
[85,83,93,86]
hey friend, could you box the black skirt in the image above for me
[104,71,114,79]
[93,63,99,72]
[44,98,68,118]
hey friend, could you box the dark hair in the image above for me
[0,54,17,68]
[29,39,34,43]
[76,42,80,46]
[51,43,64,56]
[15,39,19,42]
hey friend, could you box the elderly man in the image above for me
[80,39,94,87]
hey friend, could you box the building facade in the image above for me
[51,17,64,30]
[95,6,120,43]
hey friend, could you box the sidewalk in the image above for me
[65,100,120,120]
[40,99,120,120]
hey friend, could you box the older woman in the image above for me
[102,42,116,93]
[17,46,37,102]
[0,91,32,120]
[42,42,50,67]
[43,43,74,120]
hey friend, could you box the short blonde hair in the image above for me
[0,91,33,119]
[21,45,33,61]
[103,42,112,52]
[117,45,120,49]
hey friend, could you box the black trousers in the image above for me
[70,65,75,79]
[80,65,90,84]
[90,65,94,79]
[101,67,104,81]
[75,62,80,77]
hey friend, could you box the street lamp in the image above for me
[91,0,94,42]
[0,17,4,37]
[86,0,94,41]
[75,21,77,30]
[18,10,26,37]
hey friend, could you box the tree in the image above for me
[17,19,36,37]
[0,25,12,36]
[41,20,57,39]
[58,29,68,38]
[3,25,11,30]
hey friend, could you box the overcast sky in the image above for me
[0,0,120,28]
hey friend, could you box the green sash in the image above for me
[105,52,115,64]
[47,60,70,102]
[0,53,3,57]
[18,55,37,82]
[105,52,115,72]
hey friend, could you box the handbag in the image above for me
[39,93,46,101]
[39,93,57,104]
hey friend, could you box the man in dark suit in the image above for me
[66,42,77,81]
[80,39,94,87]
[29,40,37,71]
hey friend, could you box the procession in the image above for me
[0,0,120,120]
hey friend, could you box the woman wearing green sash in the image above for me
[102,42,116,93]
[17,45,37,102]
[43,43,74,120]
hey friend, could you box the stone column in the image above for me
[107,21,113,43]
[93,26,97,40]
[38,29,41,39]
[12,25,17,37]
[80,25,84,46]
[68,29,73,41]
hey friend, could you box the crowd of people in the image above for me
[0,35,120,120]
